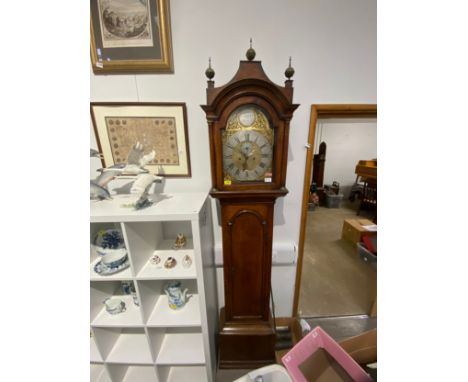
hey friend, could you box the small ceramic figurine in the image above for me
[164,281,188,310]
[101,142,155,175]
[103,298,126,315]
[164,257,177,269]
[90,148,104,159]
[182,255,192,269]
[150,254,161,265]
[131,173,163,210]
[173,233,187,249]
[90,142,158,201]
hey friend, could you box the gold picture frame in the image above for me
[91,103,191,177]
[90,0,173,74]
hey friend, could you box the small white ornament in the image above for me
[182,255,192,268]
[150,254,161,265]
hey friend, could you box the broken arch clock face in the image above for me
[222,106,274,182]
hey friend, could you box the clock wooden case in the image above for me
[201,47,298,368]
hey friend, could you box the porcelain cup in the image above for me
[102,249,128,268]
[103,298,126,315]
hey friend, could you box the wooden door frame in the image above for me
[292,104,377,317]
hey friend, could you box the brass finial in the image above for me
[285,56,295,79]
[205,57,215,80]
[246,38,256,61]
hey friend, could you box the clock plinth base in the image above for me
[218,308,276,369]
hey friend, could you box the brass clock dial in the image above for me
[223,130,272,181]
[222,106,274,182]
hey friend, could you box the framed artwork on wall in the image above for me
[90,0,173,74]
[91,103,191,177]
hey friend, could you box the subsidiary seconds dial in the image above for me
[223,130,273,181]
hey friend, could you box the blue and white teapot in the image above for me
[164,281,188,310]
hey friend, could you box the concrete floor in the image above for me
[297,202,377,317]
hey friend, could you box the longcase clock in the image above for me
[201,44,298,368]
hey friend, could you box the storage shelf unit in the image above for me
[90,193,217,382]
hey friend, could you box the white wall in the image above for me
[316,118,377,197]
[91,0,376,315]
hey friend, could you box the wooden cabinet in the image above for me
[90,193,217,382]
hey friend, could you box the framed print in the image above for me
[91,103,191,177]
[90,0,173,74]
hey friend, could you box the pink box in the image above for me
[281,326,372,382]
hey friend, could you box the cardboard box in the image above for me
[277,323,377,367]
[339,329,377,365]
[299,349,355,381]
[342,219,376,245]
[282,326,372,382]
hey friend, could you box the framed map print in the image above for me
[91,103,191,177]
[90,0,173,74]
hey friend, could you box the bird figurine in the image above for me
[130,173,163,210]
[90,169,121,200]
[90,148,104,159]
[101,142,155,175]
[90,142,157,202]
[90,171,118,200]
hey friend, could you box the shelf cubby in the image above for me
[148,327,206,366]
[137,279,200,327]
[91,363,111,382]
[93,327,153,364]
[107,364,158,382]
[158,366,208,382]
[91,281,143,327]
[124,221,196,280]
[90,222,132,281]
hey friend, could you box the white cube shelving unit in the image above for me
[90,193,217,382]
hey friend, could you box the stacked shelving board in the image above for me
[90,193,217,382]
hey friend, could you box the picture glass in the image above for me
[90,0,173,73]
[91,104,191,177]
[98,0,155,49]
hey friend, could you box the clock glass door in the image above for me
[222,106,274,183]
